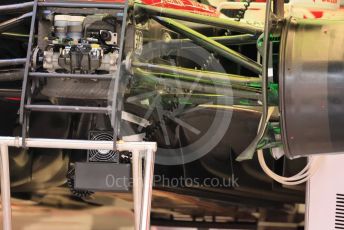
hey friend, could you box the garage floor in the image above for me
[0,198,134,230]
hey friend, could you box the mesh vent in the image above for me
[335,194,344,229]
[87,131,118,162]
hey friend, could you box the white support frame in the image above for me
[0,137,157,230]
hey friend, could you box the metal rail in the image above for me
[29,72,114,80]
[25,105,110,114]
[19,0,38,129]
[110,0,130,149]
[0,137,157,230]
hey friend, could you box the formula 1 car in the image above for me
[0,0,342,229]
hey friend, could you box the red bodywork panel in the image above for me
[79,0,218,17]
[140,0,218,16]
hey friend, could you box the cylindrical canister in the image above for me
[279,17,344,158]
[67,15,85,40]
[54,15,69,39]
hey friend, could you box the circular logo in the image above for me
[121,36,234,165]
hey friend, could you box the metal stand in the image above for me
[0,145,11,230]
[0,137,156,230]
[132,150,155,230]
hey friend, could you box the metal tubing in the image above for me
[138,153,143,205]
[0,33,30,40]
[208,34,257,46]
[273,0,284,18]
[110,0,130,148]
[0,59,26,68]
[25,105,110,114]
[29,72,113,80]
[151,219,257,229]
[0,89,21,98]
[19,1,38,147]
[132,62,260,84]
[0,2,33,14]
[167,34,257,46]
[236,0,272,161]
[19,0,38,127]
[20,0,38,125]
[0,70,24,82]
[136,3,263,35]
[153,16,262,75]
[0,145,12,230]
[38,2,125,9]
[0,137,157,152]
[0,12,33,33]
[133,68,260,100]
[140,150,155,230]
[132,150,142,230]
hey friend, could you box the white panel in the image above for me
[306,155,344,230]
